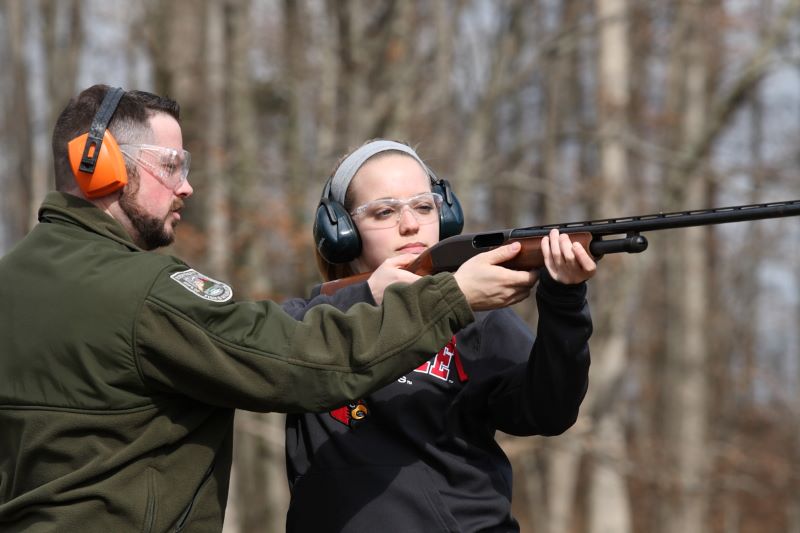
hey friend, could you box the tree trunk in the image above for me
[545,435,583,533]
[205,0,231,281]
[586,0,634,531]
[789,249,800,533]
[589,416,632,533]
[659,3,712,532]
[427,1,458,163]
[315,0,339,164]
[334,0,370,144]
[34,0,81,228]
[5,0,33,239]
[453,0,525,225]
[281,0,315,296]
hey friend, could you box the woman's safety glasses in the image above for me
[119,144,191,191]
[349,192,443,229]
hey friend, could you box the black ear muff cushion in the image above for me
[433,179,464,240]
[314,198,362,263]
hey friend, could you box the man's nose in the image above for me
[176,178,194,198]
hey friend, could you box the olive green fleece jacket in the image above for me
[0,192,474,532]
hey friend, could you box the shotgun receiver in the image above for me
[320,199,800,295]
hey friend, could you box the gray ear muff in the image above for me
[432,178,464,239]
[313,178,362,263]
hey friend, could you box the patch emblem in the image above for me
[170,269,233,302]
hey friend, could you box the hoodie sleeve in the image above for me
[281,281,376,320]
[480,269,592,436]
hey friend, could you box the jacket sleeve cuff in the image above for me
[427,272,475,329]
[536,268,587,306]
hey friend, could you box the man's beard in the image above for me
[119,181,181,250]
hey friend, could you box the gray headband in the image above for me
[329,140,433,204]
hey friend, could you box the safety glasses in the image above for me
[349,192,443,229]
[119,143,191,191]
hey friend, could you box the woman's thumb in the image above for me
[482,241,521,265]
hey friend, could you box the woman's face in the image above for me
[347,153,441,273]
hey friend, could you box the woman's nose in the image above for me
[398,206,420,232]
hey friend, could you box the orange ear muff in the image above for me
[66,87,127,199]
[68,130,128,198]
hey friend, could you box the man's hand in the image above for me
[453,242,538,311]
[367,254,421,305]
[541,229,597,284]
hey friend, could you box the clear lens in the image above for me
[350,192,443,229]
[119,144,191,191]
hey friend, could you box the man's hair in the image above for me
[51,84,180,192]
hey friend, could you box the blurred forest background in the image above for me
[3,0,800,532]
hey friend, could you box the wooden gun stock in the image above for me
[320,232,594,295]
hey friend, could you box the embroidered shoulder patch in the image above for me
[170,269,233,303]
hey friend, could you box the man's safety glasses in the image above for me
[349,192,443,229]
[119,144,191,191]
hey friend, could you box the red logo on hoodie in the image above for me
[330,399,369,427]
[413,336,467,382]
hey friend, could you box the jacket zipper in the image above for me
[142,468,157,533]
[174,457,216,532]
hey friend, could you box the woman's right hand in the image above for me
[453,242,539,311]
[367,254,421,305]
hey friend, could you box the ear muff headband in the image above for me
[313,166,465,265]
[67,87,128,198]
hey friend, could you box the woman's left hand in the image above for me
[367,254,422,305]
[541,229,597,285]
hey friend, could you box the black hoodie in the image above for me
[282,270,592,532]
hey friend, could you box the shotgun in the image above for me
[319,199,800,295]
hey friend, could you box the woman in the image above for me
[282,139,596,532]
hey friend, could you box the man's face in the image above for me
[119,113,193,250]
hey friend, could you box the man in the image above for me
[0,85,537,531]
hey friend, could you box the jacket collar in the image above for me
[37,191,143,252]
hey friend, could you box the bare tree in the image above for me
[452,0,528,224]
[585,0,635,530]
[3,0,33,239]
[658,3,715,533]
[31,0,83,228]
[790,247,800,533]
[205,0,231,279]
